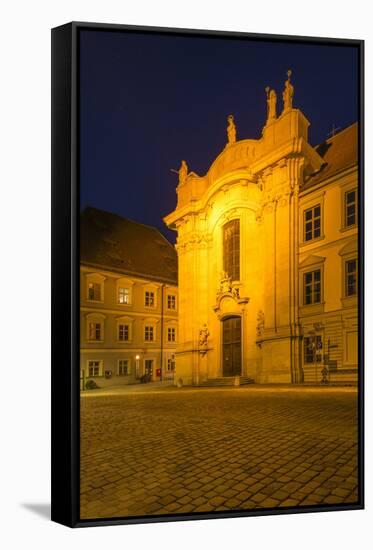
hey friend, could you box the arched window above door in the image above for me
[223,219,240,281]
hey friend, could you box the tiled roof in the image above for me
[80,207,178,284]
[303,122,358,189]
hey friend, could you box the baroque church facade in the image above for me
[164,72,358,385]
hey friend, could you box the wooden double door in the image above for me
[222,316,242,376]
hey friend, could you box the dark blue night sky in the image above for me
[79,29,359,242]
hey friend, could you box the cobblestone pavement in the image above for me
[80,386,359,519]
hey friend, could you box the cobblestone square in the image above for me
[80,386,359,519]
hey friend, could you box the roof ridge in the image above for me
[81,205,174,245]
[325,121,358,144]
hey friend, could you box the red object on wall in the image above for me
[156,368,161,377]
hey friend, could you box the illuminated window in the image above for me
[167,294,176,310]
[118,324,129,341]
[118,359,130,376]
[145,325,154,342]
[304,205,321,242]
[345,259,357,296]
[223,219,240,281]
[168,327,176,342]
[145,291,155,307]
[303,269,321,305]
[304,336,322,364]
[88,322,102,341]
[88,360,102,377]
[345,189,357,227]
[118,287,130,304]
[88,282,101,301]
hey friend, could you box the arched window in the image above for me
[223,219,240,281]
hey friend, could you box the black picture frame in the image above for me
[51,21,364,528]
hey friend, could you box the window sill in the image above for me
[299,302,325,316]
[341,296,358,308]
[340,224,358,234]
[87,340,104,344]
[299,235,325,248]
[117,340,132,344]
[86,299,104,304]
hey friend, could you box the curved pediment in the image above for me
[207,139,258,185]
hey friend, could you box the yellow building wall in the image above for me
[80,266,178,387]
[165,104,358,385]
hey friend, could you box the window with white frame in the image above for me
[303,269,321,305]
[304,204,321,242]
[118,359,131,376]
[339,240,357,304]
[167,357,175,372]
[345,258,357,297]
[85,273,105,302]
[145,290,155,307]
[344,189,357,228]
[88,360,102,377]
[86,313,105,342]
[88,321,102,341]
[167,294,176,310]
[118,287,131,305]
[118,323,129,341]
[167,327,176,342]
[144,325,154,342]
[88,282,102,301]
[304,336,322,364]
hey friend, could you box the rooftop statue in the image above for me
[179,159,188,185]
[226,114,236,146]
[265,86,277,123]
[282,69,294,112]
[175,160,188,186]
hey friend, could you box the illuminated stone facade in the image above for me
[165,73,358,385]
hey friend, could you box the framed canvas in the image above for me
[51,21,364,527]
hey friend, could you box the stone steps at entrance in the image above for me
[198,376,255,387]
